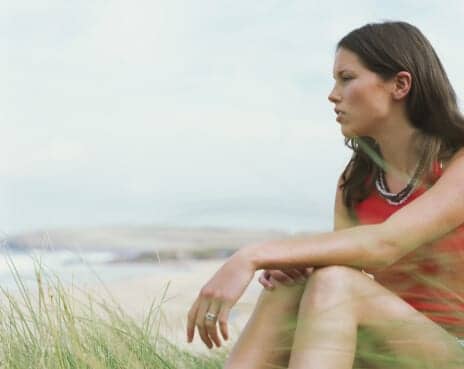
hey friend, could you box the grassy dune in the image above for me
[0,260,228,369]
[1,256,463,368]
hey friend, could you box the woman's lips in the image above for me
[334,108,345,122]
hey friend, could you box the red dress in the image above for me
[354,162,464,338]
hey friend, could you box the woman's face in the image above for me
[328,47,394,138]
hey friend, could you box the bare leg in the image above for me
[224,279,306,369]
[288,266,464,369]
[288,267,357,369]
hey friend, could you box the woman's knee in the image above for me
[257,278,306,312]
[308,265,356,291]
[299,266,357,310]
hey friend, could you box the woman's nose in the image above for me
[328,86,341,103]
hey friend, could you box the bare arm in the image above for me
[333,173,358,231]
[242,150,464,272]
[257,175,354,289]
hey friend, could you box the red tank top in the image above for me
[354,162,464,337]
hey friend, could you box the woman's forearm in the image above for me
[241,224,397,271]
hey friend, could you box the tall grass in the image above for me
[0,258,228,369]
[1,255,462,368]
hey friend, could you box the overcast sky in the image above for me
[2,0,464,235]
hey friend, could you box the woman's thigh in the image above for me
[353,327,408,369]
[354,327,464,369]
[224,279,306,369]
[303,266,464,369]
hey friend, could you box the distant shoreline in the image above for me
[109,247,238,263]
[4,224,299,256]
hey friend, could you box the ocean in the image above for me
[0,248,167,290]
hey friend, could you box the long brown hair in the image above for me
[337,21,464,212]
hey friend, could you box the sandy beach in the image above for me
[4,225,295,355]
[81,258,265,355]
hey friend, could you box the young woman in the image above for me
[186,21,464,368]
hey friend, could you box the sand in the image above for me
[6,225,305,355]
[81,258,265,355]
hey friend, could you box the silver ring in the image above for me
[205,312,217,321]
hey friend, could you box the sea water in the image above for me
[0,248,170,290]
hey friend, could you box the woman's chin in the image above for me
[340,125,357,138]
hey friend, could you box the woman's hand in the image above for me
[186,250,256,349]
[258,267,314,290]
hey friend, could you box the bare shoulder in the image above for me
[431,147,464,193]
[441,146,464,172]
[334,171,358,231]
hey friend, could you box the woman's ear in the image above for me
[392,71,412,100]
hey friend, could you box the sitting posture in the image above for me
[187,21,464,369]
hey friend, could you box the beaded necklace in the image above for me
[375,156,428,206]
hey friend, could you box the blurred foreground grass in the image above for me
[0,259,228,369]
[1,256,462,369]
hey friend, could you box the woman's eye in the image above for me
[341,76,352,81]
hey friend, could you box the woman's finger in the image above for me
[195,298,214,349]
[217,302,232,342]
[204,300,222,348]
[270,270,295,284]
[285,269,303,279]
[304,267,315,276]
[258,271,274,289]
[187,299,200,343]
[285,269,307,283]
[260,277,274,289]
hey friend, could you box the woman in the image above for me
[186,21,464,368]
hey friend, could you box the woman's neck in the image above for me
[373,120,421,179]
